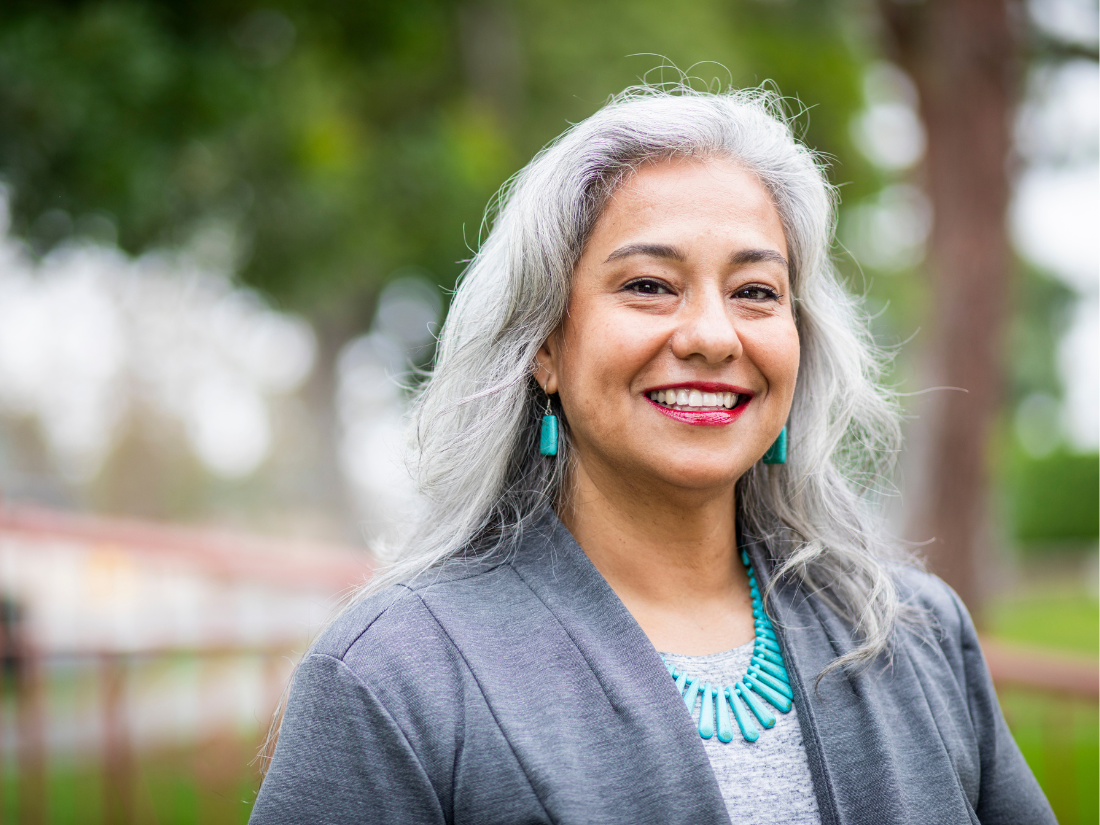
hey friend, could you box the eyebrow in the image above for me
[604,243,789,273]
[604,243,685,264]
[728,248,789,272]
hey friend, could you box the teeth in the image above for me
[647,390,744,410]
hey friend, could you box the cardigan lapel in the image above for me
[749,540,977,825]
[507,511,732,824]
[746,539,843,825]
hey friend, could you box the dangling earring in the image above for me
[763,426,787,465]
[539,394,558,456]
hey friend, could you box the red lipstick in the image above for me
[643,383,753,427]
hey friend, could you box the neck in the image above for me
[557,455,754,655]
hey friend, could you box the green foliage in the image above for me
[0,0,875,327]
[1008,263,1078,405]
[0,0,464,314]
[1008,449,1100,546]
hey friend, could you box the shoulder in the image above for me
[886,563,982,685]
[310,552,514,668]
[284,557,529,766]
[261,569,513,825]
[883,568,1055,821]
[889,564,972,639]
[891,564,966,622]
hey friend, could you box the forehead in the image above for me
[590,157,788,258]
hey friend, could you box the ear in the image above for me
[533,331,560,395]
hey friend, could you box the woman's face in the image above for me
[537,157,800,494]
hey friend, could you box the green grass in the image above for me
[986,582,1099,824]
[986,588,1099,655]
[2,743,262,825]
[999,689,1099,825]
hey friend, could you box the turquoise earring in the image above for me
[539,395,558,456]
[763,426,787,465]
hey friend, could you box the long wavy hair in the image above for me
[259,82,911,770]
[357,83,911,677]
[401,84,910,655]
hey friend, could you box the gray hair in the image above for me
[367,84,909,674]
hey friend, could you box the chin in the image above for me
[649,458,747,492]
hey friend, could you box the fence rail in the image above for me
[982,636,1099,700]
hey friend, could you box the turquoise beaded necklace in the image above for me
[662,549,793,743]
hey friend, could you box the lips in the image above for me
[644,382,753,427]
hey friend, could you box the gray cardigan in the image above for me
[252,513,1054,824]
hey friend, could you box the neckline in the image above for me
[659,638,756,664]
[516,511,792,745]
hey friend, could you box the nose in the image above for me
[670,286,743,364]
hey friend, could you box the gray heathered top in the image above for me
[661,643,821,825]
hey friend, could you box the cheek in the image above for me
[560,310,663,391]
[752,324,801,395]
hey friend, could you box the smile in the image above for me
[646,389,745,411]
[643,384,753,427]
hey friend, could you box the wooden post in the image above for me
[101,654,133,825]
[12,608,43,825]
[0,599,8,825]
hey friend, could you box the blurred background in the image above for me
[0,0,1095,821]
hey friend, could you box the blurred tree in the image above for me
[877,0,1019,613]
[0,0,489,321]
[9,0,1088,588]
[879,0,1097,616]
[0,0,878,318]
[1008,265,1077,405]
[0,0,884,528]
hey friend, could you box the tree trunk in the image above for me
[879,0,1019,617]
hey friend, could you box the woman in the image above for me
[251,86,1053,824]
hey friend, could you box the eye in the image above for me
[734,284,780,302]
[624,278,672,296]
